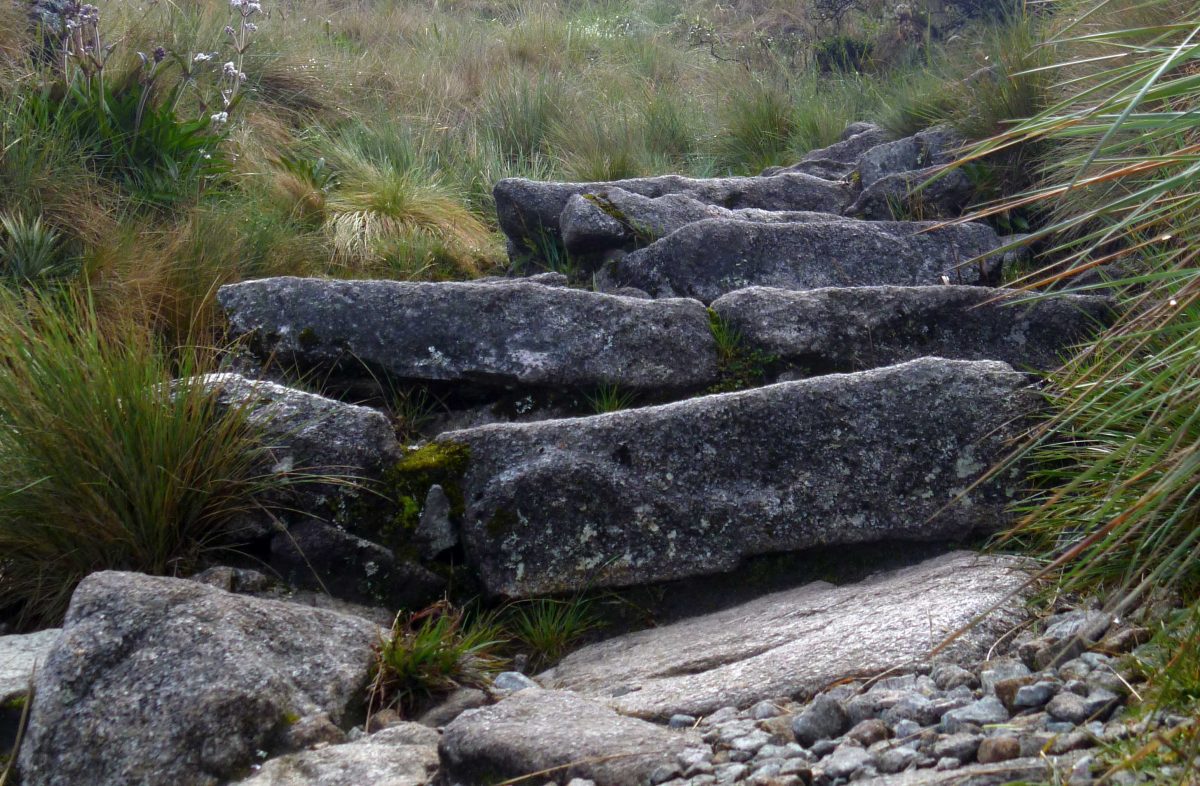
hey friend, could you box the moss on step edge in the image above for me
[374,442,471,554]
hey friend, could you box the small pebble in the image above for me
[669,714,697,729]
[977,735,1021,763]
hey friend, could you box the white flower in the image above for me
[223,61,238,77]
[246,1,261,13]
[244,22,257,32]
[210,111,229,125]
[229,0,244,7]
[193,52,213,62]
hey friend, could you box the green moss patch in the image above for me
[376,441,471,551]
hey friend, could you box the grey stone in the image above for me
[232,723,439,785]
[931,663,977,692]
[822,746,874,780]
[751,700,784,720]
[18,571,380,786]
[846,165,976,221]
[220,278,719,396]
[769,124,894,179]
[443,358,1033,596]
[670,714,699,729]
[976,736,1021,764]
[880,693,941,727]
[415,485,457,559]
[494,173,853,257]
[847,718,891,746]
[941,698,1010,733]
[892,719,922,741]
[613,219,1008,303]
[1014,681,1059,709]
[415,687,489,728]
[269,518,444,609]
[852,756,1070,785]
[492,671,540,693]
[936,757,962,771]
[932,733,983,762]
[710,286,1110,374]
[544,552,1027,719]
[439,689,698,786]
[0,629,59,705]
[1046,688,1120,724]
[877,746,921,774]
[980,659,1031,695]
[191,372,402,526]
[793,695,850,747]
[857,126,965,188]
[559,188,837,256]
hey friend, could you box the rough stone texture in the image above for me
[233,724,439,786]
[18,571,381,786]
[440,358,1034,597]
[268,518,445,609]
[767,124,894,180]
[846,166,975,221]
[415,485,457,559]
[539,552,1028,719]
[493,173,853,255]
[857,127,964,188]
[560,187,839,256]
[792,696,850,746]
[710,286,1112,374]
[612,218,1007,303]
[438,689,699,786]
[0,629,59,705]
[195,372,402,522]
[219,278,719,395]
[854,756,1071,786]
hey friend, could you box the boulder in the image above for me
[437,357,1034,597]
[1,629,59,752]
[857,126,965,188]
[218,278,719,396]
[539,552,1028,719]
[765,123,894,180]
[493,173,852,257]
[233,723,440,786]
[559,187,837,256]
[612,218,1007,303]
[195,372,402,525]
[846,165,976,220]
[17,571,381,786]
[710,286,1113,374]
[438,689,699,786]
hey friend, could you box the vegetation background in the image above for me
[0,0,1197,779]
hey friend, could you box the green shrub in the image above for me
[0,291,286,628]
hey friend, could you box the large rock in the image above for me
[857,126,965,187]
[17,571,381,786]
[438,689,699,786]
[1,629,59,753]
[541,552,1028,719]
[437,358,1034,597]
[846,165,976,220]
[559,187,835,256]
[233,723,440,786]
[710,286,1113,373]
[612,218,1007,303]
[196,372,402,524]
[494,173,852,256]
[766,123,894,180]
[218,278,719,396]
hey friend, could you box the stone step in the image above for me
[541,551,1027,720]
[611,218,1010,303]
[494,172,852,259]
[711,285,1113,374]
[218,277,719,396]
[435,358,1036,597]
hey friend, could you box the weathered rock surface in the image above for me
[855,755,1069,786]
[234,724,439,786]
[439,689,700,786]
[541,552,1026,719]
[196,372,402,522]
[612,218,1007,302]
[767,123,894,179]
[846,165,976,221]
[710,286,1113,373]
[439,358,1034,597]
[857,126,964,188]
[494,173,852,255]
[18,571,381,786]
[219,277,719,395]
[0,628,58,705]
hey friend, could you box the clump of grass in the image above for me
[587,383,637,414]
[714,81,796,174]
[707,310,776,393]
[369,601,507,716]
[503,596,603,671]
[0,291,285,628]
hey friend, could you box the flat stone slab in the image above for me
[494,173,852,256]
[219,277,718,395]
[438,358,1035,597]
[0,629,59,704]
[18,572,381,786]
[613,218,1007,302]
[439,689,700,786]
[234,724,439,786]
[541,552,1028,719]
[856,754,1073,785]
[711,285,1113,373]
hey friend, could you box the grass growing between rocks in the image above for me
[0,291,287,629]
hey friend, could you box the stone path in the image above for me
[5,122,1133,786]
